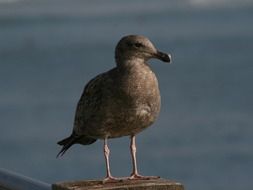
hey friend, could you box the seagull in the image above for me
[57,35,171,182]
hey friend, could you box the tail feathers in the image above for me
[57,136,73,146]
[56,134,97,158]
[57,135,77,158]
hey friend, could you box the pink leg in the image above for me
[129,135,160,180]
[103,138,119,182]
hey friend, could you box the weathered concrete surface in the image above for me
[52,178,184,190]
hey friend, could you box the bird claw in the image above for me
[128,173,160,180]
[103,176,124,183]
[102,174,160,183]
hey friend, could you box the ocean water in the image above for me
[0,1,253,190]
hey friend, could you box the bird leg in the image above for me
[129,135,160,180]
[129,135,139,178]
[103,138,118,182]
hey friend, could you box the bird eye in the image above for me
[134,42,143,48]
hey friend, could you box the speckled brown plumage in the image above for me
[57,35,171,180]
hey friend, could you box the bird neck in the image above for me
[116,57,148,68]
[116,59,153,77]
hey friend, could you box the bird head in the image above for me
[115,35,171,65]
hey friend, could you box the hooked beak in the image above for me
[155,51,172,63]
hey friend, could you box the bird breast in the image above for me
[111,63,161,135]
[81,63,161,139]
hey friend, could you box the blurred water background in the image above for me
[0,0,253,189]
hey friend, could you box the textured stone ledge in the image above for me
[52,178,184,190]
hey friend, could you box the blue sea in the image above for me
[0,0,253,189]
